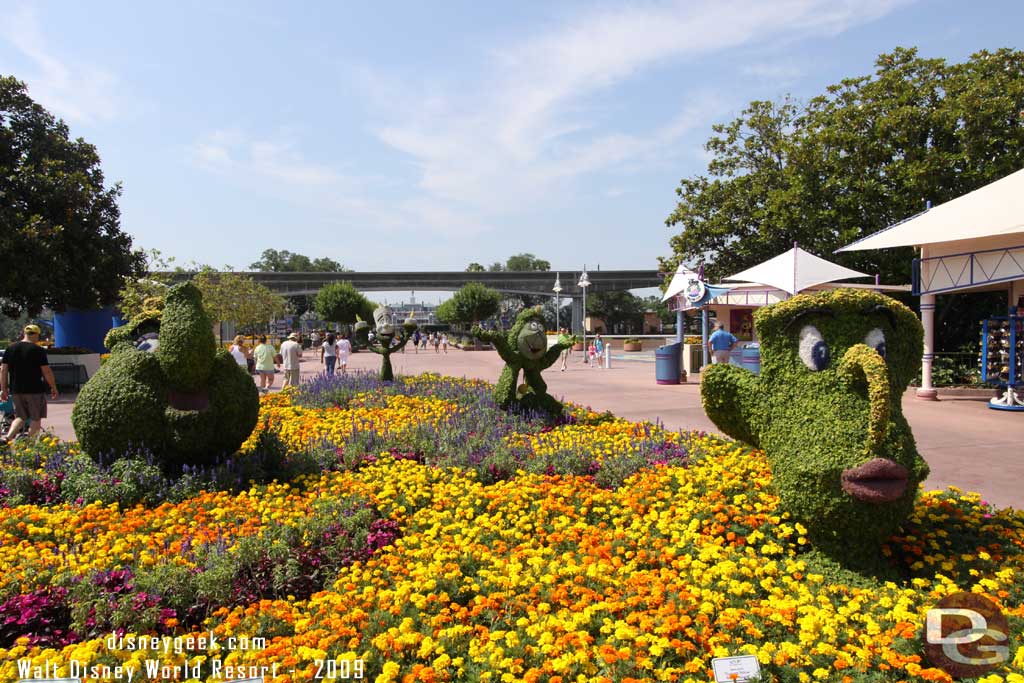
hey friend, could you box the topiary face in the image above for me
[701,289,928,562]
[516,318,547,360]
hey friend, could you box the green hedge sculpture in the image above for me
[72,282,259,472]
[700,288,928,567]
[473,306,575,415]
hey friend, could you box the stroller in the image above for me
[0,396,28,441]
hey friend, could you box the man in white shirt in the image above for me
[279,332,303,387]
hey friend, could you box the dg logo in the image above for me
[924,592,1010,678]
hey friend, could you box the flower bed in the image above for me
[0,372,1022,681]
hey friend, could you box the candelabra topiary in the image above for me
[354,306,415,381]
[700,288,928,569]
[473,306,575,416]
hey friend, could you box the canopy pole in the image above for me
[916,247,939,401]
[702,307,710,368]
[793,240,798,296]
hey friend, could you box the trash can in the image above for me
[655,342,682,385]
[741,343,761,374]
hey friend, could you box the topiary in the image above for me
[700,288,928,569]
[72,282,259,473]
[472,306,576,416]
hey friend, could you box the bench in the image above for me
[50,362,88,391]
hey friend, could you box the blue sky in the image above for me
[2,1,1022,303]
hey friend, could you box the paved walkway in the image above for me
[39,346,1024,509]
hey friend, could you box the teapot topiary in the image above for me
[700,288,928,567]
[72,282,259,472]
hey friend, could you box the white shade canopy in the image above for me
[839,168,1024,252]
[724,246,869,295]
[661,264,700,301]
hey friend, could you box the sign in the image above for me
[711,655,761,682]
[684,278,707,304]
[925,592,1009,677]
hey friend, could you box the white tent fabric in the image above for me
[661,264,700,302]
[838,168,1024,252]
[723,247,868,295]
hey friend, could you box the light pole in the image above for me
[578,267,591,359]
[552,274,562,331]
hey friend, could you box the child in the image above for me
[588,342,598,368]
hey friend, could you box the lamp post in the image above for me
[578,267,591,358]
[552,274,562,331]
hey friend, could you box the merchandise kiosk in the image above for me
[980,310,1024,410]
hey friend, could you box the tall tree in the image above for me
[505,253,551,271]
[663,47,1024,286]
[0,76,145,316]
[435,282,502,327]
[466,262,486,272]
[250,249,348,272]
[587,291,645,333]
[190,268,287,329]
[313,282,374,327]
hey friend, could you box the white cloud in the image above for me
[358,0,910,230]
[190,129,343,187]
[740,62,807,83]
[0,5,125,124]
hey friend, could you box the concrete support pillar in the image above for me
[570,297,584,335]
[675,308,683,343]
[917,293,938,400]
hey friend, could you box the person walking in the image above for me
[229,335,251,372]
[420,332,429,351]
[310,329,321,355]
[558,327,571,371]
[440,333,448,354]
[594,334,604,369]
[412,329,421,354]
[279,332,303,387]
[587,341,598,368]
[433,333,441,354]
[708,321,738,365]
[253,335,276,393]
[321,332,337,375]
[336,334,352,374]
[0,324,59,443]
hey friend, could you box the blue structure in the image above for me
[54,308,115,353]
[980,311,1024,411]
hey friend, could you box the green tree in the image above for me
[116,249,179,321]
[587,291,645,333]
[663,47,1024,286]
[435,282,501,327]
[313,282,374,326]
[0,76,145,316]
[505,253,551,271]
[190,268,287,329]
[250,249,349,273]
[465,262,486,272]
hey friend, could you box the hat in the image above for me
[24,324,41,335]
[288,332,298,340]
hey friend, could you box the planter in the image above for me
[572,342,584,351]
[623,342,642,352]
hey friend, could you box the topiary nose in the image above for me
[838,344,891,455]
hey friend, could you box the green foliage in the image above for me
[249,249,348,273]
[465,262,486,272]
[472,306,572,415]
[700,289,928,568]
[663,48,1024,288]
[587,291,645,332]
[504,253,551,271]
[0,76,145,317]
[190,268,286,328]
[72,282,259,472]
[436,282,502,326]
[314,281,374,325]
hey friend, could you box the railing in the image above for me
[913,243,1024,295]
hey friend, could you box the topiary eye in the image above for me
[865,328,886,359]
[798,325,830,371]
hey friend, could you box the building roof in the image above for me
[838,168,1024,252]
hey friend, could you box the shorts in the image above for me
[257,369,275,376]
[712,350,731,364]
[13,393,46,421]
[283,368,301,386]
